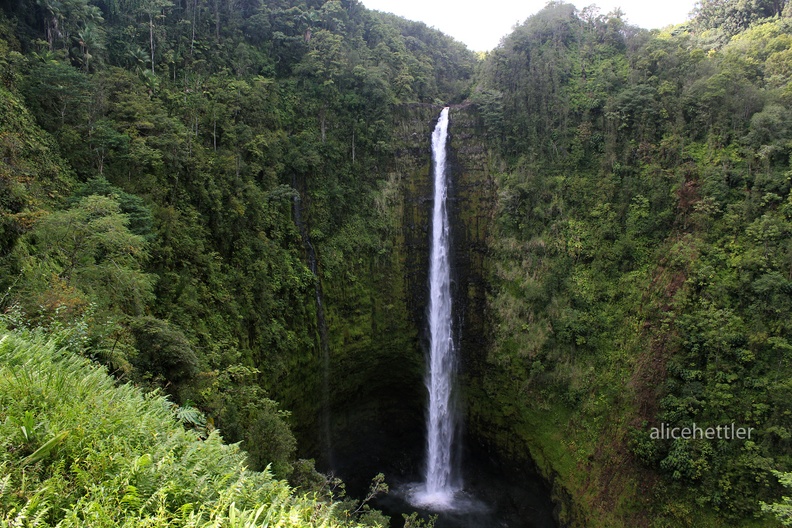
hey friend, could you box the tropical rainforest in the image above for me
[1,0,792,525]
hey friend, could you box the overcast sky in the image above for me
[359,0,698,51]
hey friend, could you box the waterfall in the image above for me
[422,107,459,504]
[292,177,334,470]
[401,108,488,516]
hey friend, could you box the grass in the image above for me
[0,328,378,528]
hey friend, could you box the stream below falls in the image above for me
[332,439,558,528]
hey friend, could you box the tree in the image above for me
[693,0,787,45]
[128,315,199,383]
[762,471,792,525]
[23,60,90,132]
[71,176,153,237]
[74,20,105,72]
[18,195,154,318]
[114,0,173,74]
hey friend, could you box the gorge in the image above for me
[1,0,792,527]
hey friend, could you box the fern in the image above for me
[0,329,377,528]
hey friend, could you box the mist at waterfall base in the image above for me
[373,447,558,528]
[329,431,558,528]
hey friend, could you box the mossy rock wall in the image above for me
[447,106,579,526]
[297,104,571,523]
[309,105,442,484]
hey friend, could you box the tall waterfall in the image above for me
[423,106,458,504]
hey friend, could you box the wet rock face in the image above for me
[313,105,441,485]
[444,105,497,380]
[299,104,494,486]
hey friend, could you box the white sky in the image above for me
[359,0,698,52]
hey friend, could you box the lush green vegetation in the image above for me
[0,0,473,471]
[0,325,392,527]
[3,0,792,525]
[0,0,473,523]
[469,0,792,525]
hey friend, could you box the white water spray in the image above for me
[417,107,459,508]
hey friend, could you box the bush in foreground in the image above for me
[0,328,379,527]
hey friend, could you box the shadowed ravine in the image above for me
[324,107,560,528]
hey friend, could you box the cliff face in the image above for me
[446,105,496,378]
[305,103,571,524]
[305,103,511,490]
[305,105,440,485]
[445,105,578,526]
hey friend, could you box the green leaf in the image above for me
[22,430,69,466]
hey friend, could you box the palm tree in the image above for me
[76,21,105,72]
[127,45,149,74]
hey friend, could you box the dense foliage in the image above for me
[0,326,389,527]
[3,0,792,524]
[0,0,474,480]
[472,1,792,525]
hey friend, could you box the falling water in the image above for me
[419,106,459,508]
[292,176,334,470]
[386,108,547,524]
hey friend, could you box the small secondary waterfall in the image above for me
[292,177,334,469]
[422,107,458,504]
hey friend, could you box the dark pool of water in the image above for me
[370,450,558,528]
[320,402,558,528]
